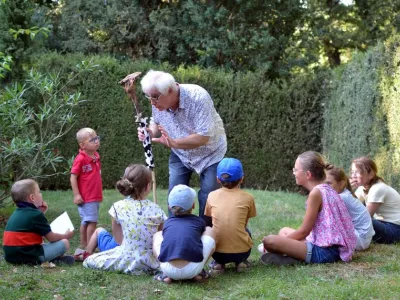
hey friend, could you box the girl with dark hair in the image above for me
[83,164,167,274]
[351,157,400,244]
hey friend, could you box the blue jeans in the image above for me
[305,242,340,264]
[168,151,220,218]
[372,219,400,244]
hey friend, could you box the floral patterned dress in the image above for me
[83,197,167,274]
[306,184,357,262]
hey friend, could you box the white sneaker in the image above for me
[74,248,85,256]
[257,243,267,254]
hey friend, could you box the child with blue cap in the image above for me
[153,184,216,283]
[204,158,257,273]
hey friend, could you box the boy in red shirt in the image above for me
[70,127,102,260]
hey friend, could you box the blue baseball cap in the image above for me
[217,158,244,182]
[168,184,196,210]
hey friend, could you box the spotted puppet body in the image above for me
[137,116,155,170]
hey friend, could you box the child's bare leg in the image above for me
[79,224,88,248]
[263,235,307,261]
[202,226,216,259]
[61,239,71,253]
[152,231,163,258]
[86,222,97,246]
[86,227,105,254]
[278,227,296,237]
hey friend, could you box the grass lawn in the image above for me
[1,188,400,300]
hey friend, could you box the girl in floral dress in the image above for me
[261,151,357,265]
[83,164,167,274]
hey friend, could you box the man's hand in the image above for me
[152,125,173,148]
[137,127,154,142]
[73,194,84,205]
[38,201,48,214]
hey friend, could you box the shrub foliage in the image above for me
[32,53,327,191]
[323,35,400,190]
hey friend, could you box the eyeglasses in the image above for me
[83,136,100,144]
[350,170,361,177]
[143,92,163,103]
[292,168,306,173]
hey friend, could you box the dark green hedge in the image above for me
[323,35,400,190]
[32,53,327,191]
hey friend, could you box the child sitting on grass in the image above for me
[83,164,167,274]
[3,179,74,265]
[153,184,216,283]
[78,226,121,261]
[261,151,357,265]
[325,165,375,251]
[204,158,257,273]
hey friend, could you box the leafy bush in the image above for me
[31,53,327,192]
[323,34,400,190]
[0,62,97,205]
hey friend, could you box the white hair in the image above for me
[140,70,177,94]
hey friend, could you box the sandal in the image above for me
[74,251,91,262]
[209,260,225,274]
[153,272,173,284]
[260,253,300,266]
[192,269,210,283]
[236,260,251,272]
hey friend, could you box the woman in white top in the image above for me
[350,157,400,244]
[325,165,374,250]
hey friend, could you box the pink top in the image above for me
[306,184,356,262]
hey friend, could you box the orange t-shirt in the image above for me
[205,187,256,253]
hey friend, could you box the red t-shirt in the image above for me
[71,150,103,203]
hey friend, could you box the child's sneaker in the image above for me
[74,251,91,262]
[51,255,75,265]
[257,243,267,254]
[208,260,225,274]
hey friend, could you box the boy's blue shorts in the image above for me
[98,230,119,252]
[78,202,100,225]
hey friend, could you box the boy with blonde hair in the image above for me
[3,179,74,265]
[205,158,257,273]
[70,127,102,259]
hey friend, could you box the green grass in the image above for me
[1,189,400,300]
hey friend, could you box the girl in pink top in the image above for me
[261,151,357,265]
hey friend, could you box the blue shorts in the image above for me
[78,202,100,225]
[98,230,119,252]
[305,242,340,264]
[39,240,66,263]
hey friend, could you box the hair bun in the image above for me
[122,178,132,189]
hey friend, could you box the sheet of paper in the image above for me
[50,212,74,234]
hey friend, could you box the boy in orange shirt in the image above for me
[204,158,256,273]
